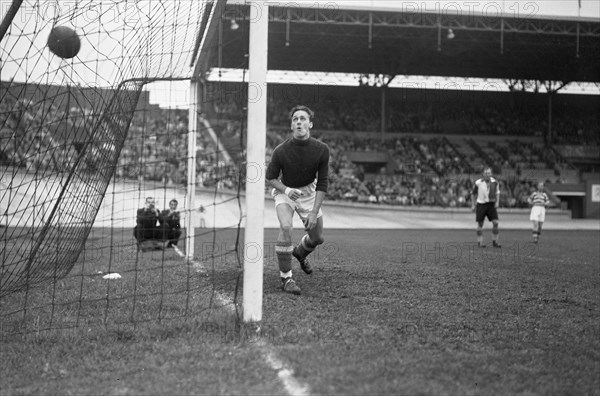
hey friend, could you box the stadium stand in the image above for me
[1,82,597,210]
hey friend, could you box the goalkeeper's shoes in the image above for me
[493,241,502,248]
[293,248,313,274]
[281,277,301,295]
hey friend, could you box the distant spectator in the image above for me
[134,197,163,250]
[160,199,182,248]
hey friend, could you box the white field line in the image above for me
[184,255,311,396]
[172,245,186,258]
[258,340,311,396]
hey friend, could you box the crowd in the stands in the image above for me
[2,90,597,209]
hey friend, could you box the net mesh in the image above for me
[1,0,245,338]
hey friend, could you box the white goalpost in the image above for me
[242,1,268,323]
[186,0,268,322]
[185,80,199,260]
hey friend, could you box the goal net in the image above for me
[1,0,245,339]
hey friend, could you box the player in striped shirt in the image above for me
[528,182,550,243]
[471,167,501,248]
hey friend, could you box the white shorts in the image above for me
[272,182,323,220]
[530,206,546,222]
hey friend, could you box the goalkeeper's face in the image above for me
[290,110,312,140]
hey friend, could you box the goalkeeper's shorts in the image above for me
[271,182,323,220]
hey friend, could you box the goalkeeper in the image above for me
[265,105,330,295]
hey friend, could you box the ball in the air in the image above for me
[47,26,81,59]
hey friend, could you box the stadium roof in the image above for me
[193,2,600,84]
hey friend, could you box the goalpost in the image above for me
[1,0,253,336]
[185,81,198,261]
[1,0,270,338]
[242,1,268,323]
[186,0,268,322]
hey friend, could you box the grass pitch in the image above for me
[1,228,599,395]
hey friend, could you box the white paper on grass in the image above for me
[102,273,121,279]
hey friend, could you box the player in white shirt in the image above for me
[471,167,501,248]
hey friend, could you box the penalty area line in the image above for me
[183,255,311,396]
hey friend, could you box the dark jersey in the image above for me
[160,210,181,229]
[265,137,330,192]
[136,208,159,229]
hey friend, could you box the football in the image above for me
[47,26,81,59]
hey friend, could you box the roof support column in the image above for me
[368,12,373,49]
[576,4,581,58]
[218,16,222,68]
[437,14,441,51]
[500,16,504,55]
[380,85,386,143]
[576,22,580,58]
[285,7,290,46]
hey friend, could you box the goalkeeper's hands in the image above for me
[285,187,304,201]
[303,212,318,231]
